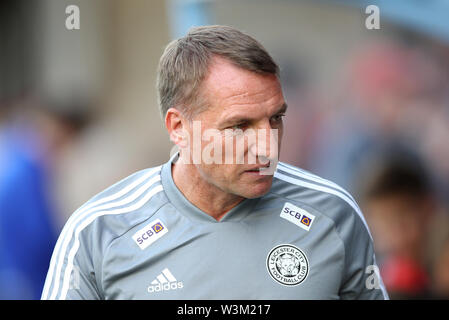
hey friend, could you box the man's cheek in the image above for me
[234,134,247,164]
[222,134,235,164]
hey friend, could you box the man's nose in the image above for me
[248,121,279,162]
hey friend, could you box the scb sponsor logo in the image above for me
[135,222,164,245]
[132,219,168,250]
[147,281,184,293]
[280,202,315,232]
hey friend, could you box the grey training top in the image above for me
[41,153,388,300]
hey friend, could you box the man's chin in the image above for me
[239,178,274,199]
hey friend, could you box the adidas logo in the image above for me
[147,268,183,293]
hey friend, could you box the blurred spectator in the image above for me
[432,235,449,299]
[0,95,89,299]
[307,39,449,200]
[427,213,449,299]
[356,146,437,299]
[279,57,326,167]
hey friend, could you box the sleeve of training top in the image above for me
[338,208,389,300]
[41,220,102,300]
[41,168,159,300]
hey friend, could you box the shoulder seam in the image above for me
[63,184,164,299]
[100,199,171,294]
[42,166,163,300]
[267,189,347,295]
[277,162,356,202]
[103,199,171,252]
[273,170,373,241]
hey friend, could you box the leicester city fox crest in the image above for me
[267,244,309,286]
[276,253,300,276]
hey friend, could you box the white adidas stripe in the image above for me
[151,268,177,285]
[58,184,164,300]
[274,170,389,299]
[277,162,357,205]
[43,168,162,300]
[157,274,168,284]
[42,166,161,299]
[47,174,162,300]
[274,171,372,240]
[162,268,177,282]
[277,163,366,231]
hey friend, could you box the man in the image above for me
[41,25,388,300]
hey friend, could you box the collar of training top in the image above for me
[160,152,260,223]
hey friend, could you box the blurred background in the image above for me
[1,0,448,299]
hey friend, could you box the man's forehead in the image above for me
[201,56,284,115]
[208,56,278,85]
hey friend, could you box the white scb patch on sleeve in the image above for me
[280,202,316,232]
[132,218,168,250]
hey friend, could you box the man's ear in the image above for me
[165,107,189,148]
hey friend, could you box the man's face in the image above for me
[180,56,286,199]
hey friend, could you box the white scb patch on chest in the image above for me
[280,202,316,232]
[132,218,168,250]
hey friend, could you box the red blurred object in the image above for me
[381,256,429,294]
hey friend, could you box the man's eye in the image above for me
[230,123,248,130]
[271,114,285,123]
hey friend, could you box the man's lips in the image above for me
[244,164,271,172]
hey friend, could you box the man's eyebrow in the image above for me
[219,103,288,127]
[219,116,252,127]
[268,103,288,118]
[276,103,288,114]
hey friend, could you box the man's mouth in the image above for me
[244,163,271,173]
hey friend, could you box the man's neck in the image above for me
[171,161,244,221]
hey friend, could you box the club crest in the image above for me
[266,244,309,286]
